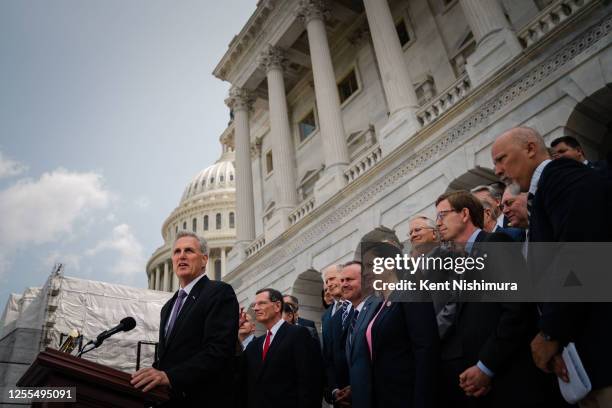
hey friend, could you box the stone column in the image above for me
[163,261,170,292]
[296,0,350,201]
[171,260,179,291]
[155,266,161,290]
[259,45,298,232]
[362,0,421,155]
[459,0,522,85]
[226,88,256,252]
[221,248,227,279]
[148,270,153,289]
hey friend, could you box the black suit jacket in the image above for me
[297,316,320,343]
[529,158,612,391]
[323,304,351,394]
[440,231,558,407]
[155,275,239,407]
[370,299,439,408]
[242,321,323,408]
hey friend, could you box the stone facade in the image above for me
[213,0,611,322]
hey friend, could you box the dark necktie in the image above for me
[262,330,272,361]
[348,309,360,347]
[165,289,187,338]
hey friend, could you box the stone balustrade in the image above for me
[416,74,472,127]
[344,144,383,184]
[245,235,266,257]
[289,197,316,225]
[518,0,595,48]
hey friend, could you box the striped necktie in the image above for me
[340,301,351,327]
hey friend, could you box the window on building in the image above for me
[204,215,209,231]
[214,259,221,281]
[230,173,234,181]
[396,19,411,47]
[220,175,224,182]
[216,213,222,230]
[229,212,235,229]
[298,110,316,142]
[182,221,187,230]
[192,218,197,232]
[210,177,215,184]
[265,151,274,174]
[175,226,178,235]
[337,69,359,104]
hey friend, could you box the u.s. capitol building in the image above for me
[153,0,612,323]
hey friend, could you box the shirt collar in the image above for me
[465,228,482,255]
[528,159,552,196]
[180,272,206,296]
[242,334,254,349]
[495,213,504,229]
[268,318,285,336]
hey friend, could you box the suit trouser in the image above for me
[579,386,612,408]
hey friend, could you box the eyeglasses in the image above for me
[435,210,457,221]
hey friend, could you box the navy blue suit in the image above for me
[345,295,382,408]
[369,298,439,408]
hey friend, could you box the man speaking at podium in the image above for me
[131,231,239,407]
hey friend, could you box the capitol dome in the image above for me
[180,150,235,204]
[146,137,237,292]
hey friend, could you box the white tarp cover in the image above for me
[49,275,173,372]
[0,272,172,373]
[0,293,23,339]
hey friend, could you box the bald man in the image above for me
[492,127,612,407]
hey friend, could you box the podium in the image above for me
[18,348,169,407]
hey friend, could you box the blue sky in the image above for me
[0,0,255,307]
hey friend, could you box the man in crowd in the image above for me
[408,215,438,256]
[239,309,256,351]
[550,135,591,165]
[500,185,529,230]
[471,185,524,241]
[493,126,612,407]
[241,288,323,408]
[283,294,319,342]
[131,231,239,407]
[435,191,553,407]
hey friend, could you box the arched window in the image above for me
[229,212,235,229]
[192,218,197,232]
[182,221,187,230]
[216,213,222,230]
[220,175,224,182]
[203,215,209,231]
[230,173,234,181]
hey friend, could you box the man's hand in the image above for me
[131,367,170,392]
[531,332,560,372]
[334,385,351,407]
[459,365,491,397]
[549,354,569,383]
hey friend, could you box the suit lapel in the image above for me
[158,293,176,357]
[257,321,288,381]
[349,296,381,361]
[165,275,209,348]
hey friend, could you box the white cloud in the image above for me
[0,150,27,179]
[43,251,82,273]
[87,224,146,277]
[0,169,111,249]
[134,196,151,210]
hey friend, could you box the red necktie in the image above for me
[262,330,272,361]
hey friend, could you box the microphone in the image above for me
[94,317,136,347]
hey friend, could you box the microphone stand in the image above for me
[77,339,98,357]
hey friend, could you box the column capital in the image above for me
[296,0,329,25]
[250,139,262,158]
[226,87,254,112]
[258,45,288,73]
